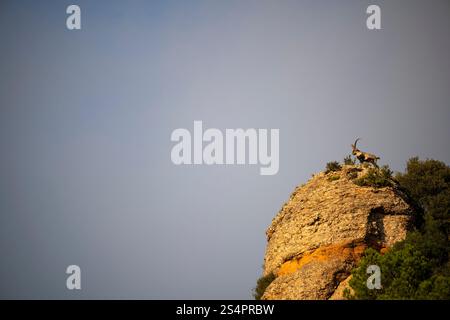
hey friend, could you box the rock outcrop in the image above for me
[262,165,414,300]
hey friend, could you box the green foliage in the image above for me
[253,273,276,300]
[348,157,450,300]
[395,157,450,207]
[396,157,450,233]
[348,225,450,299]
[347,171,358,180]
[343,288,352,299]
[325,161,342,174]
[353,165,393,188]
[416,275,450,299]
[328,175,340,182]
[344,155,356,165]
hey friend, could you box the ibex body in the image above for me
[351,138,380,167]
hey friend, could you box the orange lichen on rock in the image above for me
[277,242,367,277]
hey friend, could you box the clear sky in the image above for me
[0,0,449,298]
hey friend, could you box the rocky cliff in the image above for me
[262,165,414,300]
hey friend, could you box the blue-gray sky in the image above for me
[1,0,449,299]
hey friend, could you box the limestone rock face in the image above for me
[262,165,413,300]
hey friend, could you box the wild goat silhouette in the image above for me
[351,138,380,167]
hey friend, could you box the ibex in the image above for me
[351,138,380,167]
